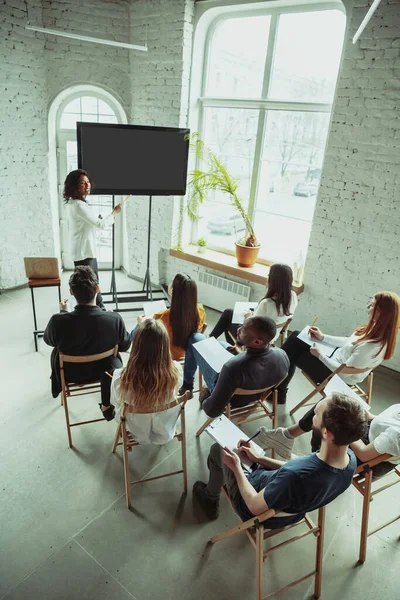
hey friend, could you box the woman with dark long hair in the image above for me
[111,319,183,443]
[63,169,122,309]
[210,263,298,343]
[151,273,206,360]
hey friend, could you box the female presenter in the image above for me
[63,169,121,309]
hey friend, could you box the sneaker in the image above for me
[178,386,193,400]
[193,481,220,520]
[258,427,294,460]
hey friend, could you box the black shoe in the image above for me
[199,387,210,405]
[193,481,219,520]
[99,403,115,421]
[178,386,193,399]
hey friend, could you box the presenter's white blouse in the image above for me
[111,363,184,445]
[65,199,114,262]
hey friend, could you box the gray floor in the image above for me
[0,271,399,600]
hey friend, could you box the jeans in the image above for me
[209,308,239,344]
[182,332,230,390]
[206,443,243,512]
[277,331,332,404]
[74,258,105,309]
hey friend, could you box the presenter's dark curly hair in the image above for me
[63,169,91,202]
[69,266,98,304]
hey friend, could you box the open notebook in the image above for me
[205,415,264,469]
[232,301,258,324]
[192,337,232,374]
[324,375,371,412]
[297,326,337,358]
[142,300,167,318]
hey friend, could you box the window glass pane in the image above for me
[99,115,118,124]
[195,107,259,250]
[81,96,98,114]
[99,99,115,115]
[64,98,81,113]
[254,110,330,265]
[269,10,345,103]
[81,113,99,123]
[206,16,270,98]
[60,113,80,129]
[66,141,78,172]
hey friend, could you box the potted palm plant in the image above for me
[185,133,260,268]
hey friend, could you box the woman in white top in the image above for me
[111,319,184,445]
[276,291,400,409]
[209,263,298,344]
[63,169,121,309]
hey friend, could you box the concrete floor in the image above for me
[0,271,399,600]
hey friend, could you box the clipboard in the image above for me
[205,415,263,468]
[297,326,337,358]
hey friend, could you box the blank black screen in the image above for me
[77,123,190,195]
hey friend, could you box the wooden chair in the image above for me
[352,454,400,563]
[209,487,326,600]
[59,345,118,448]
[290,364,373,416]
[112,390,191,509]
[275,317,292,346]
[24,257,61,351]
[196,386,278,441]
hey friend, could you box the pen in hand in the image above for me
[240,430,261,447]
[105,371,113,379]
[308,316,318,335]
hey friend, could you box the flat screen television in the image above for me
[77,122,190,195]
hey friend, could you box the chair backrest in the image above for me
[59,345,118,368]
[276,318,292,334]
[122,389,191,416]
[233,385,276,396]
[354,453,393,475]
[24,257,60,279]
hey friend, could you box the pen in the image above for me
[240,430,261,447]
[308,316,318,335]
[105,371,113,379]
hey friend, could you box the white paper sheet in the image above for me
[205,415,264,468]
[232,301,258,324]
[324,375,371,412]
[192,337,232,374]
[297,326,337,357]
[142,300,167,318]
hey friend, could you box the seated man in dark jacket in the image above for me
[44,266,131,420]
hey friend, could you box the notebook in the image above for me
[142,300,167,318]
[324,375,371,412]
[205,415,264,468]
[192,337,232,374]
[297,326,337,358]
[232,301,258,324]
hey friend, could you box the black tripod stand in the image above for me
[102,195,169,312]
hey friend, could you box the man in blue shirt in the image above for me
[193,393,368,526]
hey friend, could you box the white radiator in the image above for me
[197,271,251,312]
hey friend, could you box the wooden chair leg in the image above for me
[314,505,325,599]
[366,373,373,406]
[112,423,122,453]
[359,469,373,563]
[196,416,214,438]
[272,389,278,429]
[256,525,264,600]
[198,370,203,393]
[63,395,73,448]
[180,411,188,494]
[121,424,132,509]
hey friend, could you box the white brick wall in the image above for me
[0,0,132,289]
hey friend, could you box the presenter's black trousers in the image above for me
[74,258,105,309]
[277,331,333,405]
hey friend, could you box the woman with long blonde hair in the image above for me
[111,319,183,444]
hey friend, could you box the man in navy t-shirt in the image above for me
[193,393,368,526]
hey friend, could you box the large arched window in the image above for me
[49,86,127,270]
[193,4,346,269]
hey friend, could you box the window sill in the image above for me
[169,246,304,295]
